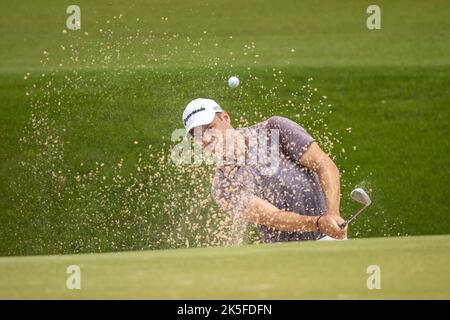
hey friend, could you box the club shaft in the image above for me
[339,205,368,229]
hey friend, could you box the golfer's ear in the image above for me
[221,111,231,125]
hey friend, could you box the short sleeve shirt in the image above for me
[211,116,326,242]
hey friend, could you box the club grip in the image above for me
[339,222,347,229]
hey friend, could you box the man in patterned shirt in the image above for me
[182,98,347,242]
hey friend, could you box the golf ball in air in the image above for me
[228,76,239,88]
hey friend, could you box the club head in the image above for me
[351,188,372,206]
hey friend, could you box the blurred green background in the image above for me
[0,0,449,256]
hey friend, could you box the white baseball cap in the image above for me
[182,98,223,138]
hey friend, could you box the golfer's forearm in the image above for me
[259,210,319,232]
[242,199,319,232]
[242,196,321,232]
[318,160,341,215]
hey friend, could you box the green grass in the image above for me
[1,0,449,71]
[1,65,449,255]
[1,235,449,299]
[0,0,449,256]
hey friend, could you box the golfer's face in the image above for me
[190,116,227,154]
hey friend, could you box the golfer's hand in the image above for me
[318,215,347,239]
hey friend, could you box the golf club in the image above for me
[339,188,372,229]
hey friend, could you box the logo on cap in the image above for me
[183,107,206,126]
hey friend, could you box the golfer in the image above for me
[182,98,347,241]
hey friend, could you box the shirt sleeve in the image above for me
[211,168,256,219]
[267,116,315,162]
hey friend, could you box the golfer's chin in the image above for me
[203,149,231,165]
[203,142,219,156]
[202,149,218,162]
